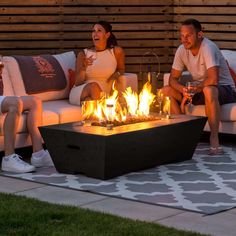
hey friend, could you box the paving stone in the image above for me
[16,185,107,206]
[0,176,43,193]
[81,197,184,222]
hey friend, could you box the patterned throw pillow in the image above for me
[13,55,67,94]
[4,51,76,101]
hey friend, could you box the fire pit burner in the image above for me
[91,115,161,127]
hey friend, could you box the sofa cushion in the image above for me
[4,51,76,101]
[221,50,236,72]
[226,62,236,86]
[186,103,236,121]
[43,99,82,123]
[1,66,14,96]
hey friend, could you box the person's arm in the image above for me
[74,50,95,86]
[169,68,184,93]
[195,66,219,92]
[107,46,125,82]
[74,50,86,86]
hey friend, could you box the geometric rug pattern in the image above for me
[1,143,236,215]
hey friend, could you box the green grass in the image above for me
[0,192,208,236]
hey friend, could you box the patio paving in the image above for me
[1,134,236,236]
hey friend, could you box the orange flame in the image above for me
[82,81,155,122]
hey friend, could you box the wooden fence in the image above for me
[1,0,236,79]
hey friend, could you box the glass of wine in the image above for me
[85,48,97,65]
[186,81,197,108]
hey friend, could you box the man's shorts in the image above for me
[192,85,236,105]
[0,96,6,115]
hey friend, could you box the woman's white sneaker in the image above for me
[31,150,54,167]
[1,154,36,173]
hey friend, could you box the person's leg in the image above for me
[21,96,43,152]
[162,86,183,114]
[1,96,35,173]
[20,96,54,167]
[1,97,23,156]
[81,82,102,101]
[202,86,220,149]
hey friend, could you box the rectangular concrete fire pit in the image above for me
[39,115,207,180]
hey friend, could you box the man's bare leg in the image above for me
[203,86,220,148]
[162,86,183,114]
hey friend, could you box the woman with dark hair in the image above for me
[69,21,125,105]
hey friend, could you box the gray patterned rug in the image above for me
[1,143,236,215]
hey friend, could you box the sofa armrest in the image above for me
[117,73,138,93]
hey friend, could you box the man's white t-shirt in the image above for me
[172,37,236,91]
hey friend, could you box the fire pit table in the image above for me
[39,115,207,180]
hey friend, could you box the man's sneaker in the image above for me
[31,150,54,167]
[1,154,36,173]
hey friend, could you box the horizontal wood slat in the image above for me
[0,32,173,40]
[174,15,236,24]
[0,40,173,49]
[0,15,170,23]
[173,0,236,5]
[174,6,236,14]
[0,0,172,6]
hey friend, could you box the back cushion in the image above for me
[4,51,76,101]
[221,50,236,72]
[1,64,15,96]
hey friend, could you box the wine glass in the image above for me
[156,88,164,115]
[85,48,97,65]
[185,81,197,108]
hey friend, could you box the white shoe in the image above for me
[1,154,36,173]
[31,150,54,167]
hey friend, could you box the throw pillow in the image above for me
[68,68,76,90]
[12,55,67,94]
[226,60,236,86]
[4,51,76,101]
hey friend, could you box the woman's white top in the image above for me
[69,48,117,105]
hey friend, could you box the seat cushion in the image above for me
[186,103,236,121]
[221,50,236,73]
[43,99,82,123]
[1,65,14,96]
